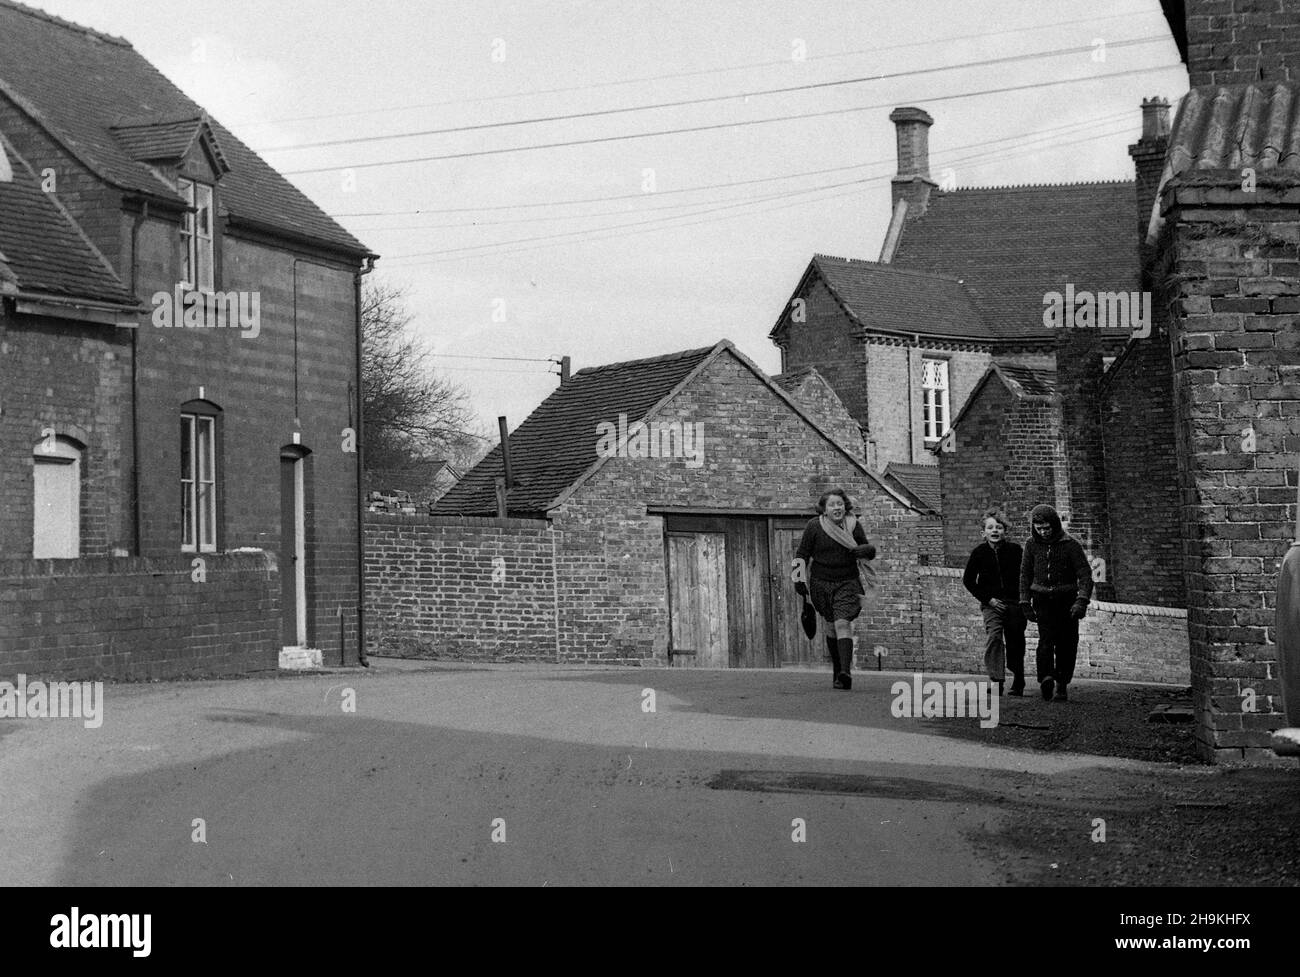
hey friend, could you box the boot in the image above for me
[825,633,841,687]
[837,638,854,690]
[1009,674,1025,697]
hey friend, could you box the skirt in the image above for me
[809,575,864,623]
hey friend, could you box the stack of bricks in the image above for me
[366,489,423,515]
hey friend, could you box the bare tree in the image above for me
[361,280,487,494]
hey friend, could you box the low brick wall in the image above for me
[917,567,1189,685]
[0,550,279,680]
[366,513,557,660]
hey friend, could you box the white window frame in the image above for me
[181,412,217,553]
[178,177,214,293]
[921,356,951,444]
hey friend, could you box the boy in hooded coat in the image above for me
[1019,503,1093,701]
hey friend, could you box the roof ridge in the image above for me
[572,342,722,377]
[935,179,1135,193]
[0,0,131,47]
[812,253,966,283]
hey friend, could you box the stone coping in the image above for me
[917,565,1188,618]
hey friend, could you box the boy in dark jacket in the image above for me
[962,508,1027,695]
[1019,503,1093,701]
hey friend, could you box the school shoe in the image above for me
[832,673,847,690]
[836,673,852,690]
[1040,676,1055,701]
[1054,683,1069,702]
[1009,676,1025,697]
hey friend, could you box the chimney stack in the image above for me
[1128,96,1171,250]
[889,106,937,218]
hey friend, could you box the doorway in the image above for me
[279,445,310,647]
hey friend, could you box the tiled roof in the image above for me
[0,131,136,305]
[891,182,1140,339]
[994,363,1056,398]
[772,367,818,391]
[434,345,720,516]
[1164,83,1300,179]
[883,462,941,514]
[792,254,991,340]
[0,1,371,257]
[110,116,229,173]
[949,362,1058,433]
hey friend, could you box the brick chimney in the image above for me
[889,106,937,218]
[1128,97,1170,249]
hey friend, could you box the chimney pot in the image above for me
[1140,96,1171,142]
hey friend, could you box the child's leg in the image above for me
[1032,595,1056,684]
[1056,594,1081,687]
[1005,605,1027,686]
[833,617,854,675]
[981,603,1006,682]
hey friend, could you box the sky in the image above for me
[32,0,1188,438]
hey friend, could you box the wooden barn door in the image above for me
[667,532,729,667]
[771,519,826,667]
[663,514,777,668]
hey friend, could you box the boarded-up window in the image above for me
[32,435,80,559]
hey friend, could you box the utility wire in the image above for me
[266,37,1164,153]
[234,7,1160,129]
[382,121,1137,268]
[352,111,1131,230]
[284,63,1183,176]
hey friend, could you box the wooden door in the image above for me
[728,518,774,668]
[667,532,729,667]
[771,521,826,666]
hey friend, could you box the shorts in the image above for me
[810,575,864,623]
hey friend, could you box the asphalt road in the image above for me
[0,660,1150,886]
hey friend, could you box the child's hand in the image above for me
[989,598,1006,611]
[1020,601,1037,622]
[1070,599,1088,619]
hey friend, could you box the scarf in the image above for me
[819,514,878,591]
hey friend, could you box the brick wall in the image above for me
[135,228,363,662]
[0,550,279,680]
[918,567,1191,684]
[1100,335,1187,607]
[1184,0,1300,87]
[0,309,134,557]
[938,377,1065,566]
[864,339,991,467]
[1161,179,1300,763]
[775,278,868,428]
[366,513,556,660]
[778,370,865,464]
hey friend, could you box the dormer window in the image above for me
[178,177,214,292]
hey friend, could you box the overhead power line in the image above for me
[351,111,1131,230]
[233,7,1160,130]
[381,120,1138,267]
[266,36,1164,154]
[284,62,1184,176]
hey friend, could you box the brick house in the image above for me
[0,2,376,677]
[771,106,1141,594]
[369,340,939,667]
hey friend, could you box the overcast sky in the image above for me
[36,0,1187,437]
